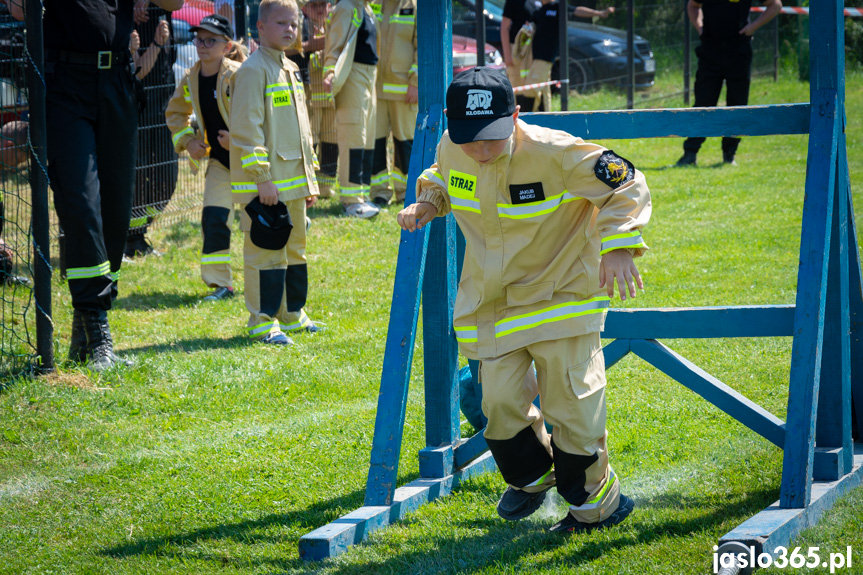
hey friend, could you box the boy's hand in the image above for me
[305,196,317,208]
[397,202,437,232]
[322,74,333,93]
[186,139,209,159]
[257,182,279,206]
[217,129,230,150]
[599,249,643,301]
[405,85,418,104]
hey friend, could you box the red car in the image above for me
[453,34,504,75]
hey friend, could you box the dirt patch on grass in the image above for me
[43,370,111,391]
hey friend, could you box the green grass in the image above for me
[1,68,862,574]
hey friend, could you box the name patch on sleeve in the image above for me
[594,150,635,189]
[508,182,545,204]
[449,169,477,198]
[399,8,414,15]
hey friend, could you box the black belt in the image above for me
[45,49,131,69]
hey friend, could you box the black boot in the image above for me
[68,309,87,363]
[676,151,698,167]
[83,310,134,372]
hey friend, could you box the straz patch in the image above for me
[509,182,545,205]
[272,91,292,108]
[183,84,191,102]
[448,169,477,198]
[594,150,635,189]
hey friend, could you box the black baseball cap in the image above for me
[244,197,293,250]
[446,66,516,145]
[191,14,234,39]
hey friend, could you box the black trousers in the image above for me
[683,37,753,156]
[47,60,138,311]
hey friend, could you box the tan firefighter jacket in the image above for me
[165,58,241,173]
[322,0,373,96]
[229,45,319,203]
[416,120,651,360]
[371,0,418,101]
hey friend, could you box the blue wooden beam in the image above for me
[603,306,795,340]
[721,445,863,558]
[629,339,786,448]
[520,104,810,140]
[300,452,496,561]
[779,2,843,504]
[602,338,630,369]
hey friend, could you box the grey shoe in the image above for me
[260,331,294,345]
[202,286,234,302]
[344,202,379,219]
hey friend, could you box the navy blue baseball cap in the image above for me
[244,197,293,250]
[446,66,516,145]
[191,14,234,39]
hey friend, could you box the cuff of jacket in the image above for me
[417,189,449,217]
[251,171,273,184]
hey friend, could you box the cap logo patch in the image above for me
[465,89,493,115]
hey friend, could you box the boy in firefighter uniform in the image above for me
[230,0,321,344]
[165,14,244,302]
[398,67,651,533]
[368,0,418,207]
[322,0,380,218]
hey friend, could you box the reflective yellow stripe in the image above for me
[241,152,268,168]
[183,84,191,102]
[201,254,231,264]
[420,169,447,190]
[449,196,481,213]
[352,8,362,26]
[172,126,194,146]
[231,182,258,193]
[282,310,312,332]
[600,231,646,255]
[248,320,279,337]
[496,190,582,220]
[570,470,617,511]
[454,326,478,343]
[494,297,611,339]
[340,185,365,196]
[525,468,554,487]
[67,261,110,280]
[274,176,309,191]
[383,83,408,94]
[109,271,120,282]
[389,15,414,24]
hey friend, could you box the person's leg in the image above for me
[276,197,320,333]
[721,40,753,162]
[239,208,292,344]
[680,45,724,162]
[532,333,630,531]
[200,160,234,295]
[335,64,378,217]
[481,348,556,520]
[390,98,418,205]
[370,99,393,205]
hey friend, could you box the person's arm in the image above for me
[165,72,197,154]
[3,0,23,21]
[563,143,651,300]
[500,17,514,67]
[572,6,615,19]
[134,19,170,79]
[687,0,703,36]
[322,3,355,92]
[230,63,277,204]
[406,14,418,104]
[740,0,782,36]
[398,144,451,232]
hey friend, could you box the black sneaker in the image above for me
[202,286,234,302]
[371,196,390,207]
[496,486,551,521]
[549,493,634,534]
[675,151,698,167]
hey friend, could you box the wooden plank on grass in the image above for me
[301,452,496,560]
[520,104,810,140]
[603,306,795,340]
[721,446,863,557]
[630,339,786,448]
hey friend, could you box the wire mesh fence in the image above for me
[0,6,37,380]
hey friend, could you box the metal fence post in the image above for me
[475,0,485,66]
[684,0,691,105]
[559,0,569,110]
[25,0,54,373]
[626,0,634,109]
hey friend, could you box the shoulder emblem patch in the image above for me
[594,150,635,189]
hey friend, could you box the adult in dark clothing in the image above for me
[125,0,179,258]
[5,0,182,371]
[501,0,538,88]
[676,0,781,167]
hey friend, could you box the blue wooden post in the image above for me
[417,1,459,479]
[779,1,843,509]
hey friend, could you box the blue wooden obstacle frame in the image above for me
[300,1,863,562]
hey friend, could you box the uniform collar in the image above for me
[258,44,288,65]
[488,122,518,165]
